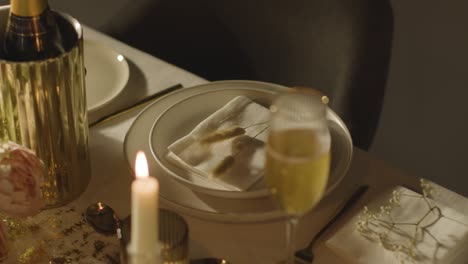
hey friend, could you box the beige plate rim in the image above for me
[124,80,352,223]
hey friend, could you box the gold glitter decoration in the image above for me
[1,204,120,263]
[18,244,48,264]
[2,216,28,241]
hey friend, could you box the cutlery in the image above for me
[295,185,369,263]
[89,83,183,127]
[85,201,130,261]
[85,202,121,235]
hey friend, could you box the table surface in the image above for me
[6,26,468,264]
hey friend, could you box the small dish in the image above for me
[84,39,129,113]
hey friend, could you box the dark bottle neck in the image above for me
[10,0,48,17]
[3,6,64,61]
[7,8,53,36]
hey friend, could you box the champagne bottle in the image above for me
[2,0,65,61]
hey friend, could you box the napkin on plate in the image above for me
[166,95,270,191]
[326,186,468,264]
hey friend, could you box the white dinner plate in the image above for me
[84,39,129,113]
[124,80,352,222]
[149,86,353,199]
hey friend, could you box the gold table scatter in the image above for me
[1,204,120,263]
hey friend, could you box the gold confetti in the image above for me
[18,244,48,264]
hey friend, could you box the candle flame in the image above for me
[135,151,149,179]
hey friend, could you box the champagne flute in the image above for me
[265,90,331,263]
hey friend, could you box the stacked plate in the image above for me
[123,80,353,222]
[84,39,129,113]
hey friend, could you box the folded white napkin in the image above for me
[326,186,468,264]
[167,96,270,191]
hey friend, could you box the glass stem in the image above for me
[286,216,299,264]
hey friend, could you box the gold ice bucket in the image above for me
[0,6,90,208]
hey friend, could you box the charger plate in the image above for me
[124,80,352,222]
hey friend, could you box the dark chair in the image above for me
[113,0,393,150]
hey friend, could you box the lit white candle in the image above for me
[128,151,160,262]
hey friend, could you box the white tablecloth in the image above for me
[10,26,466,264]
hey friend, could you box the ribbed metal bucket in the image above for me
[0,6,90,208]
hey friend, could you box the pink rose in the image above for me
[0,142,45,217]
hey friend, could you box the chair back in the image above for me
[116,0,394,150]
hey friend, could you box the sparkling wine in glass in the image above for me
[265,90,331,263]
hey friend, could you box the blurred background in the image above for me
[4,0,467,196]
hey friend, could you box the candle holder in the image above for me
[127,245,162,264]
[0,6,90,208]
[120,209,189,264]
[159,209,189,264]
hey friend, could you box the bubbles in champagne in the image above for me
[264,129,331,215]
